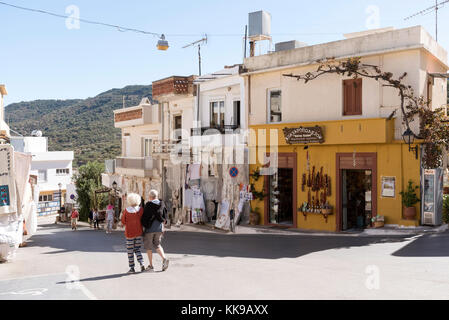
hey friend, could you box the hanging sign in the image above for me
[229,167,239,178]
[283,126,324,144]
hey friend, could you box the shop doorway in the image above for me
[341,169,373,230]
[336,153,377,232]
[264,153,297,227]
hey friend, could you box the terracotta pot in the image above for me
[403,206,417,220]
[249,212,260,225]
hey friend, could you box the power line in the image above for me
[0,1,162,37]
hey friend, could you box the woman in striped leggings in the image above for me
[121,193,145,273]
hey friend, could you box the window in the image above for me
[143,138,152,157]
[210,101,225,127]
[38,170,47,182]
[268,90,282,122]
[56,168,70,175]
[343,78,362,115]
[173,115,182,141]
[233,101,241,127]
[39,194,52,202]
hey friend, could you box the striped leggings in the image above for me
[126,236,144,268]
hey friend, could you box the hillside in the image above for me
[5,85,152,167]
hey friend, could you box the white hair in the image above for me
[149,189,159,199]
[127,193,141,207]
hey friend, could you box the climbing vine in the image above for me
[283,57,449,168]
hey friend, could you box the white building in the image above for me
[10,135,74,216]
[191,65,250,227]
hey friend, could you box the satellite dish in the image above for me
[31,130,42,137]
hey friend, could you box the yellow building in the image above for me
[243,26,448,231]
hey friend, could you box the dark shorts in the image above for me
[143,232,163,250]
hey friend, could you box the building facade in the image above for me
[190,65,251,229]
[243,26,448,231]
[102,97,162,210]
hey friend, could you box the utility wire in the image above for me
[0,1,162,37]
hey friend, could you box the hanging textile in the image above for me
[0,145,17,215]
[14,151,32,215]
[215,199,230,230]
[191,187,205,224]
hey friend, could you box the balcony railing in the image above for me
[191,124,240,136]
[116,157,159,171]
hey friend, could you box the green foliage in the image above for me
[399,180,420,208]
[443,195,449,224]
[5,85,152,167]
[73,161,106,221]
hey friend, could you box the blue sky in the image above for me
[1,0,448,105]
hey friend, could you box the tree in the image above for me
[284,57,449,168]
[73,161,106,221]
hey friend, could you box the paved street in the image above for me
[1,215,449,300]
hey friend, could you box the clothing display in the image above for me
[0,145,17,215]
[190,187,205,224]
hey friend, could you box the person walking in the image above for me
[120,193,145,274]
[106,203,115,234]
[89,209,93,228]
[71,208,79,231]
[93,208,100,229]
[141,189,169,272]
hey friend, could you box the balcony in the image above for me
[191,124,240,136]
[115,157,160,178]
[152,76,195,100]
[151,139,191,160]
[114,103,159,128]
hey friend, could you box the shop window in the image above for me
[210,101,225,127]
[268,89,282,123]
[233,100,241,127]
[343,78,362,115]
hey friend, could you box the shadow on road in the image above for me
[26,222,414,259]
[392,232,449,257]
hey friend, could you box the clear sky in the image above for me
[1,0,448,105]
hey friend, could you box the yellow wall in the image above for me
[249,119,421,231]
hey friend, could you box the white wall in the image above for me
[11,136,47,153]
[31,159,73,192]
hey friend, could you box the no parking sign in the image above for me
[229,167,239,178]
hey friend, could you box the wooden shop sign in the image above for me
[283,126,324,144]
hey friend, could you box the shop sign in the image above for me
[283,126,324,144]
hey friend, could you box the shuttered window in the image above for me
[343,78,362,115]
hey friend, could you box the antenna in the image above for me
[182,35,207,76]
[183,35,208,125]
[404,0,449,41]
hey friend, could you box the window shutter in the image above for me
[354,78,362,115]
[343,79,362,115]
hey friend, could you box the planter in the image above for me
[249,211,260,225]
[373,221,384,228]
[403,206,417,220]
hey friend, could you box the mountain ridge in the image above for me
[5,84,152,167]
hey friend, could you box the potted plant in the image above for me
[399,180,420,220]
[249,168,267,225]
[371,214,385,228]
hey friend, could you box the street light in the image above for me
[402,128,418,159]
[157,34,169,50]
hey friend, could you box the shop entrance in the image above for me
[336,153,377,232]
[264,153,297,227]
[341,169,372,230]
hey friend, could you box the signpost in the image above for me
[283,126,324,144]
